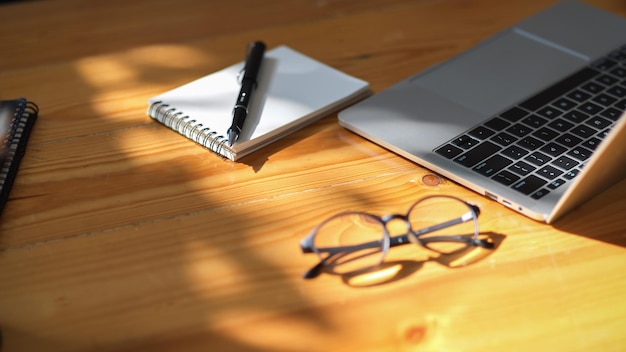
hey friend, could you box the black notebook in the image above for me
[0,98,38,215]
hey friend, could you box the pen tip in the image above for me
[227,130,238,146]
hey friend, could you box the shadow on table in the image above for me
[552,178,626,248]
[331,232,507,288]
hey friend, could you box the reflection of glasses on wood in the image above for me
[299,195,494,279]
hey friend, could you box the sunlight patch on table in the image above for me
[74,44,209,88]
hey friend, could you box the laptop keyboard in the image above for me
[435,43,626,200]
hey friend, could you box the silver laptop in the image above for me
[338,0,626,223]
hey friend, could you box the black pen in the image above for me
[227,41,266,146]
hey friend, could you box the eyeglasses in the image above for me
[299,195,494,279]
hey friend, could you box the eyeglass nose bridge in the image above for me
[380,213,424,246]
[380,213,409,224]
[380,213,413,239]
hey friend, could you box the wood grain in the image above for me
[1,0,625,351]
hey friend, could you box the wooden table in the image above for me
[1,0,626,351]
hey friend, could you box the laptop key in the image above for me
[611,66,626,78]
[606,85,625,98]
[522,114,548,128]
[525,151,551,166]
[554,133,582,148]
[553,97,577,111]
[502,145,529,159]
[537,106,562,119]
[512,175,548,195]
[540,142,567,157]
[452,135,480,149]
[469,126,496,139]
[499,107,528,122]
[491,132,517,146]
[564,169,580,180]
[547,178,566,189]
[531,189,550,200]
[571,125,597,138]
[598,129,611,139]
[567,90,591,102]
[591,57,617,71]
[592,93,617,107]
[473,155,512,176]
[578,101,603,114]
[508,161,536,176]
[533,127,560,141]
[581,81,605,94]
[493,170,520,186]
[568,146,593,161]
[600,107,623,121]
[562,110,590,123]
[585,116,612,129]
[552,155,579,170]
[517,136,545,150]
[506,124,532,137]
[435,144,463,159]
[596,74,619,86]
[484,117,511,131]
[582,137,602,150]
[454,141,501,167]
[547,118,574,132]
[538,165,564,179]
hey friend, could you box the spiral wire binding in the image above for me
[0,98,39,215]
[148,101,232,159]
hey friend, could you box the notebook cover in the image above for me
[0,98,38,216]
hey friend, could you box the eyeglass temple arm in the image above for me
[302,261,325,279]
[302,251,352,279]
[416,235,494,249]
[309,240,385,256]
[411,209,476,237]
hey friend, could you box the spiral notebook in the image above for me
[147,45,370,161]
[0,98,38,216]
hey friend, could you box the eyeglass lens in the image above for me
[312,213,387,275]
[407,196,479,254]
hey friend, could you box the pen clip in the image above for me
[236,42,255,85]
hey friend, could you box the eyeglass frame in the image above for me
[299,195,494,279]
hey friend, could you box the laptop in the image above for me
[338,0,626,223]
